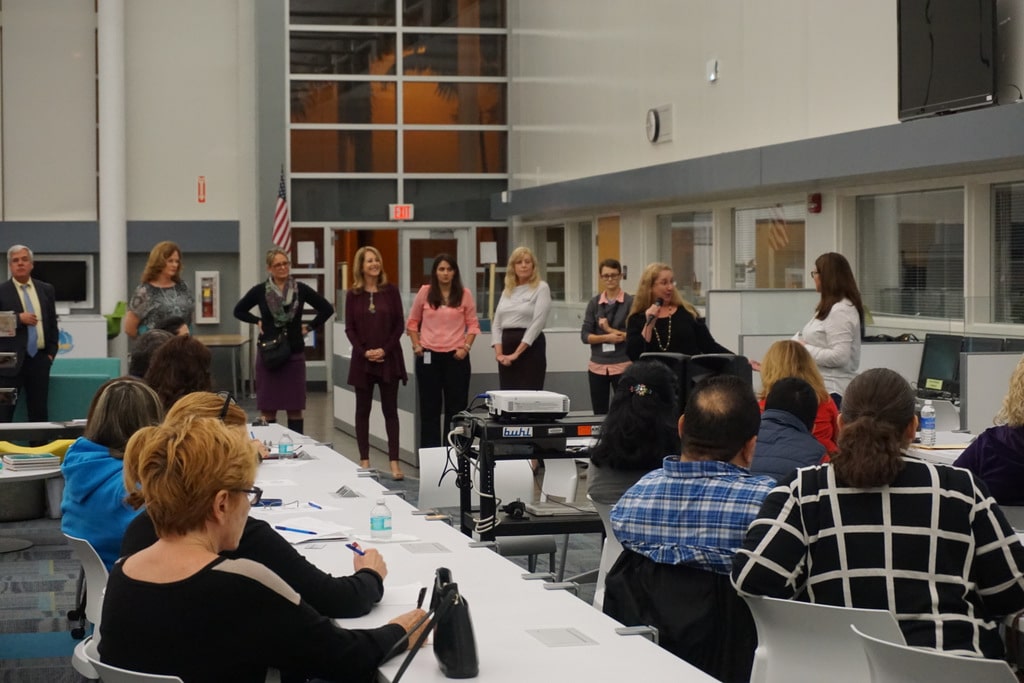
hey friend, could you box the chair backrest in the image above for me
[589,495,623,610]
[416,446,534,510]
[64,533,110,628]
[999,505,1024,531]
[851,625,1017,683]
[84,638,185,683]
[743,595,906,683]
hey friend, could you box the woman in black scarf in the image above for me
[234,248,334,434]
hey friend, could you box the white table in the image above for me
[0,463,63,552]
[906,431,975,466]
[248,426,717,682]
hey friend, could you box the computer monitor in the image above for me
[916,333,964,397]
[963,336,1003,352]
[640,352,752,413]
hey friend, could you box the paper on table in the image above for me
[351,532,419,544]
[272,516,353,544]
[378,582,426,606]
[255,479,299,488]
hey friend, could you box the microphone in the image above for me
[646,297,664,325]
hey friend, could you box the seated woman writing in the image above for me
[99,415,425,682]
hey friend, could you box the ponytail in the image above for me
[830,368,914,488]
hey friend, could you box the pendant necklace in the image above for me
[368,290,376,314]
[652,314,672,351]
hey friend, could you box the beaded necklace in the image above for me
[652,313,672,351]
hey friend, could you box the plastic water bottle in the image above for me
[920,400,936,446]
[370,499,393,541]
[278,433,294,459]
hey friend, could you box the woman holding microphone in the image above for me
[491,246,551,390]
[625,262,730,360]
[407,254,481,449]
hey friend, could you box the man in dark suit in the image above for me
[0,245,59,422]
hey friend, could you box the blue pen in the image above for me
[250,431,256,440]
[308,501,323,510]
[346,542,366,556]
[274,525,316,535]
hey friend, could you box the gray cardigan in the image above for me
[581,292,633,367]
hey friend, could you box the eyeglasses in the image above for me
[600,273,621,280]
[237,486,263,506]
[216,390,236,421]
[271,261,290,268]
[810,270,820,277]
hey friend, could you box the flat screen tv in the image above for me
[898,0,997,121]
[11,254,94,310]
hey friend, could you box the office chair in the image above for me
[65,533,109,681]
[84,638,185,683]
[742,596,905,683]
[852,625,1016,683]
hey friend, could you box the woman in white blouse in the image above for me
[492,246,551,389]
[795,252,864,408]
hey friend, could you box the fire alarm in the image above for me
[807,192,822,214]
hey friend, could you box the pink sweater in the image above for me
[406,285,481,352]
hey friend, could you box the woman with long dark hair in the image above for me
[795,252,864,406]
[345,246,407,479]
[733,368,1024,660]
[625,262,730,361]
[587,359,680,505]
[407,254,481,449]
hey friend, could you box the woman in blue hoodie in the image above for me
[61,378,164,569]
[954,355,1024,505]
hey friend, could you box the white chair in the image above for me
[83,638,185,683]
[589,496,623,610]
[852,624,1017,682]
[65,533,110,681]
[742,595,906,683]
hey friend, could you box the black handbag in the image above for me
[392,567,479,681]
[257,329,291,370]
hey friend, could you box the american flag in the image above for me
[272,169,292,253]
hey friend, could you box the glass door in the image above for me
[399,228,473,309]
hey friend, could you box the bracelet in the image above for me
[463,344,472,352]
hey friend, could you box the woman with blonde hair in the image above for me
[625,262,730,361]
[758,339,839,454]
[121,391,390,619]
[345,246,407,478]
[954,355,1024,504]
[491,246,551,389]
[124,240,193,339]
[101,416,426,681]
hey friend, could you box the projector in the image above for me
[485,390,570,421]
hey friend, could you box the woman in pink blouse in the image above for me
[407,254,481,449]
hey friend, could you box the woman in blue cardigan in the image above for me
[60,378,164,569]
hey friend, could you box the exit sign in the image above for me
[389,203,414,221]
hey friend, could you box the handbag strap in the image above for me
[390,589,457,683]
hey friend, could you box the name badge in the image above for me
[423,351,431,365]
[602,343,616,353]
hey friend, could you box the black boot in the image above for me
[287,419,304,435]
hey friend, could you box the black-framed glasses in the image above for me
[600,273,621,280]
[237,486,263,506]
[217,390,236,421]
[810,270,820,277]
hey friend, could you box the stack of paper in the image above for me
[2,453,61,470]
[270,516,353,545]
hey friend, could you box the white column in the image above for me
[97,0,128,366]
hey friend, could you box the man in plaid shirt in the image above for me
[604,374,775,682]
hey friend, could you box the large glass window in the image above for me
[857,188,964,319]
[291,0,397,27]
[404,0,507,28]
[541,225,566,302]
[404,131,506,173]
[291,130,397,173]
[291,81,396,124]
[992,183,1024,323]
[403,82,506,124]
[290,32,396,75]
[733,204,806,290]
[402,34,506,76]
[658,211,712,306]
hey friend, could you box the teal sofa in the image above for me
[12,357,121,422]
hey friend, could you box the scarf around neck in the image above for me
[265,277,298,328]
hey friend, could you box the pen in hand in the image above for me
[346,542,366,556]
[416,586,427,609]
